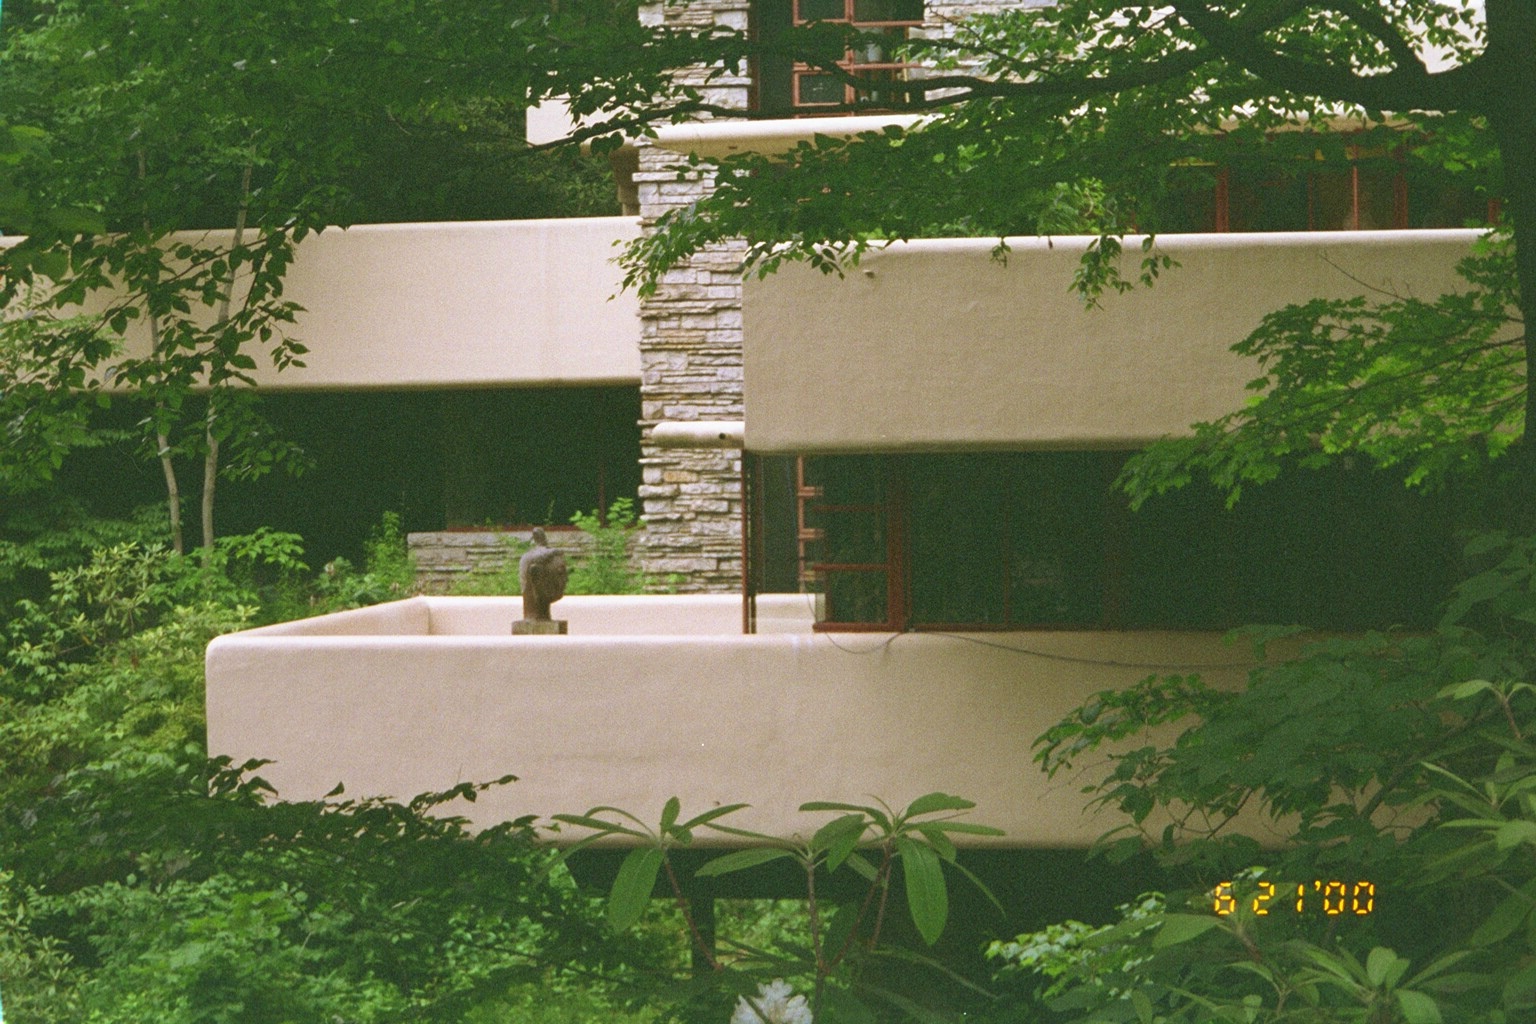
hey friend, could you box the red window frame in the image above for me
[789,0,922,109]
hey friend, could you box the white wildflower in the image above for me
[730,979,812,1024]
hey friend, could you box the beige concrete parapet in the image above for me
[651,115,929,159]
[206,595,1266,848]
[743,229,1491,453]
[16,217,643,391]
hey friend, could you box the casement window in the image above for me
[753,0,923,112]
[747,452,1455,633]
[1158,144,1498,233]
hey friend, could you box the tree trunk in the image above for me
[146,315,184,555]
[201,415,218,566]
[1480,0,1536,526]
[138,150,185,554]
[200,162,255,563]
[157,436,184,554]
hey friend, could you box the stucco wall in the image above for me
[742,229,1490,452]
[51,218,643,391]
[206,596,1269,848]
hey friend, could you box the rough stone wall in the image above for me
[408,529,597,593]
[633,0,1033,593]
[634,0,752,593]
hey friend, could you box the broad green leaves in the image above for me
[608,846,666,932]
[1002,532,1536,1022]
[1120,231,1522,508]
[0,0,711,546]
[0,530,661,1024]
[551,793,1003,1021]
[555,792,1001,946]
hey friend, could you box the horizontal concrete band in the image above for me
[743,229,1493,453]
[207,596,1270,848]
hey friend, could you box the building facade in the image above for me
[204,0,1507,851]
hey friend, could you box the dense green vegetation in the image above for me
[0,0,624,560]
[978,532,1536,1022]
[4,0,1536,1020]
[0,506,681,1023]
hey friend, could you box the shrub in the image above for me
[447,499,649,596]
[566,498,645,595]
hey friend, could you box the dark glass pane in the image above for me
[795,72,845,105]
[1310,169,1355,230]
[1355,166,1400,229]
[796,0,845,22]
[1155,166,1219,233]
[817,508,886,564]
[909,455,1007,624]
[1228,168,1307,231]
[908,453,1108,627]
[803,455,887,565]
[754,455,801,592]
[851,68,907,105]
[852,0,922,21]
[848,28,902,64]
[1407,168,1489,228]
[806,456,885,505]
[753,0,795,111]
[1003,454,1108,625]
[1123,464,1455,630]
[824,568,887,623]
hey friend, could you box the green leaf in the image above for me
[1153,914,1221,948]
[844,851,880,882]
[821,902,861,963]
[811,813,868,871]
[1367,947,1409,990]
[606,847,664,932]
[902,792,976,818]
[802,800,891,830]
[681,802,751,830]
[1395,989,1443,1024]
[701,821,782,842]
[693,847,794,877]
[659,796,681,833]
[1439,679,1495,701]
[817,986,878,1024]
[1495,820,1536,850]
[921,821,1007,836]
[913,825,957,862]
[548,813,647,839]
[1469,879,1536,946]
[1503,960,1536,1009]
[895,836,947,945]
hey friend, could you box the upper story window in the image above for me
[749,452,1455,633]
[753,0,924,112]
[1156,143,1498,233]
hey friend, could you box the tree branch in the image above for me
[1326,0,1426,72]
[1171,0,1480,113]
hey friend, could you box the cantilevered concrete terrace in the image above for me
[199,222,1491,848]
[205,594,1268,847]
[54,216,643,391]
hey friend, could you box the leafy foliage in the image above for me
[551,793,1004,1020]
[618,0,1503,286]
[1119,230,1525,507]
[0,521,666,1023]
[447,500,653,596]
[994,532,1536,1022]
[0,0,721,549]
[606,0,1528,504]
[567,498,648,595]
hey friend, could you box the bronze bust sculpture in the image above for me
[518,527,568,622]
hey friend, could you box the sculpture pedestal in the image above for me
[512,619,568,635]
